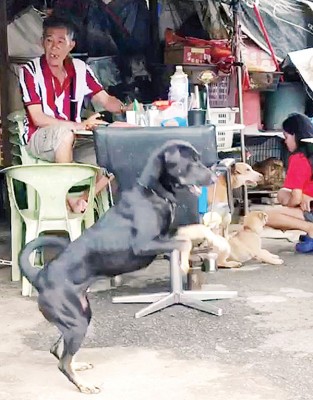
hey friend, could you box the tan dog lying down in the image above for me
[176,211,283,273]
[204,162,263,238]
[218,211,284,267]
[176,224,241,272]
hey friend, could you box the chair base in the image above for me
[113,290,238,318]
[112,250,237,318]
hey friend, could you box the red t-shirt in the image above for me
[283,153,313,196]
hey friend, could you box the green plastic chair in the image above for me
[8,111,38,164]
[4,163,98,296]
[7,110,110,218]
[8,111,50,212]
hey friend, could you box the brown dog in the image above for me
[218,211,284,267]
[204,162,263,238]
[252,157,285,190]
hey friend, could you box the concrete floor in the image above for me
[1,219,313,400]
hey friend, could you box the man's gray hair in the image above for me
[43,15,76,40]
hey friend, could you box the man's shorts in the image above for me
[26,125,97,165]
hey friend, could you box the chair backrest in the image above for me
[8,110,53,210]
[93,125,218,226]
[8,110,41,165]
[4,163,98,221]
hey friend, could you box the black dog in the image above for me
[19,140,217,393]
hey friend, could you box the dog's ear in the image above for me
[231,164,238,174]
[233,162,248,175]
[235,163,254,175]
[139,153,163,187]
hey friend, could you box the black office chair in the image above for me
[93,125,237,318]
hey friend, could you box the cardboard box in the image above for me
[241,39,276,72]
[164,45,212,65]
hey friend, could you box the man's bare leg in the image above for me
[66,172,114,213]
[54,131,82,212]
[54,132,113,213]
[54,131,74,163]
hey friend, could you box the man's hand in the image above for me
[123,102,144,112]
[92,90,144,114]
[78,115,136,131]
[300,194,313,212]
[81,113,107,130]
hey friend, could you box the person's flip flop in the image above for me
[295,237,313,253]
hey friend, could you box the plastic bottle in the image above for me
[168,65,189,118]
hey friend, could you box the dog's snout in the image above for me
[257,172,263,181]
[202,167,218,186]
[209,170,218,183]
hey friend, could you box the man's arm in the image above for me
[92,90,126,114]
[85,64,136,114]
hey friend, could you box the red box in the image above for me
[164,45,212,65]
[242,91,261,128]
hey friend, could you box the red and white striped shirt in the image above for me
[19,55,103,143]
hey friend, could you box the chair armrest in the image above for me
[214,159,235,215]
[217,158,235,168]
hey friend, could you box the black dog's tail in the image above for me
[19,236,70,286]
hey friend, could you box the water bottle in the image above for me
[168,65,189,118]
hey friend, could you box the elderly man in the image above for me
[19,14,133,212]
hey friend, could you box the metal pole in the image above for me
[0,0,11,166]
[233,0,248,215]
[148,0,161,64]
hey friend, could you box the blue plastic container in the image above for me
[198,186,208,216]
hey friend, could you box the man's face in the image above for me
[42,27,75,68]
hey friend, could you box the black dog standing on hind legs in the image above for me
[19,140,218,394]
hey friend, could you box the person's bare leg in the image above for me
[95,174,113,196]
[80,174,113,200]
[53,131,91,213]
[266,206,313,237]
[68,173,114,213]
[56,133,113,213]
[54,131,75,163]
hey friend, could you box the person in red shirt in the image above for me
[19,14,134,212]
[266,113,313,252]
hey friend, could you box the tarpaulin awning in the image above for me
[7,6,43,58]
[284,48,313,92]
[240,0,313,61]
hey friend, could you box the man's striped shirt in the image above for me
[19,55,103,143]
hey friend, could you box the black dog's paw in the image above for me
[78,383,101,394]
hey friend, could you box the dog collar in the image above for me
[137,180,177,224]
[137,181,176,205]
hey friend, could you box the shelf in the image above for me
[242,125,284,138]
[215,123,245,132]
